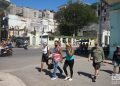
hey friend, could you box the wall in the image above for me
[109,9,120,58]
[102,30,110,47]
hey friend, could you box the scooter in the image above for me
[23,43,28,50]
[0,48,13,57]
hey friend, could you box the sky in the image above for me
[11,0,96,11]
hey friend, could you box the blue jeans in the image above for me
[52,61,62,78]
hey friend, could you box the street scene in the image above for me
[0,0,120,86]
[0,48,113,86]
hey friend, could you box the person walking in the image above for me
[51,40,63,80]
[113,46,120,74]
[88,42,105,82]
[40,42,50,72]
[63,44,74,81]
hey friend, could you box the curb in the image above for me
[0,72,26,86]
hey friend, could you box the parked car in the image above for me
[16,39,25,48]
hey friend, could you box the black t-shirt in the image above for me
[113,51,120,63]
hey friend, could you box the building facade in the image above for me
[76,1,110,47]
[0,0,10,41]
[8,4,57,46]
[105,0,120,58]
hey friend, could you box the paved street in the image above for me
[0,48,114,86]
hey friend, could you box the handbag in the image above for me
[48,63,54,69]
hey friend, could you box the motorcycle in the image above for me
[0,48,13,57]
[23,43,28,50]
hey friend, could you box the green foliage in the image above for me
[55,3,98,36]
[91,2,98,9]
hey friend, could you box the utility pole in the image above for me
[98,0,103,46]
[0,17,2,42]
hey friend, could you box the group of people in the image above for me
[40,40,120,82]
[78,43,89,55]
[0,39,12,56]
[41,40,74,81]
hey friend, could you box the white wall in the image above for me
[8,14,30,36]
[102,30,110,47]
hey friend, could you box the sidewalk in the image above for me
[0,72,26,86]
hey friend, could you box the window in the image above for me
[105,36,108,45]
[63,38,66,43]
[39,13,42,18]
[49,37,54,41]
[34,12,37,17]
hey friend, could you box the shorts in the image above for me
[42,54,48,62]
[93,62,101,70]
[113,61,120,67]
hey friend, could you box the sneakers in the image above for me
[64,76,73,81]
[68,78,73,81]
[64,76,70,81]
[92,76,96,82]
[51,77,57,80]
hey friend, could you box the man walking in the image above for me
[88,42,105,82]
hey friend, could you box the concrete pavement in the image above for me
[0,72,26,86]
[0,48,114,86]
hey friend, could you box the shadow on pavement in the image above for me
[35,67,65,79]
[42,69,52,77]
[100,69,113,75]
[77,71,92,79]
[35,67,52,77]
[78,71,97,82]
[35,67,41,72]
[56,73,66,79]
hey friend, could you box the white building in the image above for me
[8,4,57,46]
[79,23,110,47]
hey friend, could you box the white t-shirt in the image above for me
[42,46,49,54]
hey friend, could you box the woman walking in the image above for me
[51,40,63,80]
[40,42,50,72]
[63,44,74,81]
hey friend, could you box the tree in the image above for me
[91,2,98,10]
[55,3,98,36]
